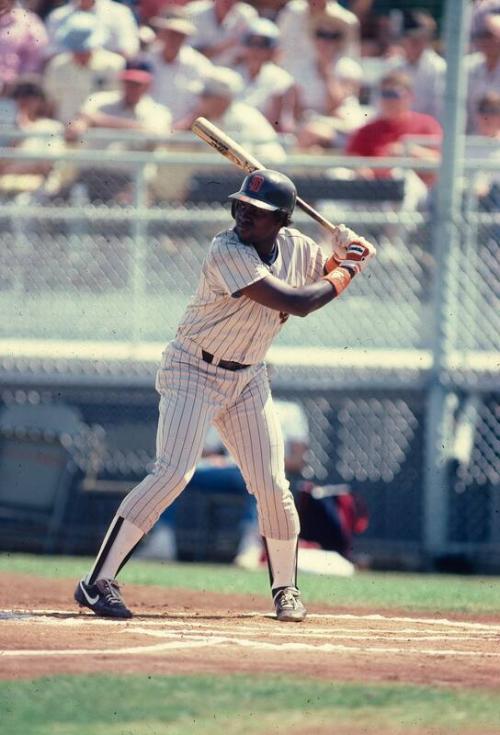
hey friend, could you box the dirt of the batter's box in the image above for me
[1,571,499,689]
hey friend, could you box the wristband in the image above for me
[324,253,341,274]
[322,267,353,297]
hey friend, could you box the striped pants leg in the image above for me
[214,366,300,541]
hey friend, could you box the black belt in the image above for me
[201,349,250,371]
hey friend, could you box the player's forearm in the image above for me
[289,277,346,317]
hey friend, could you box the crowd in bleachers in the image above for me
[0,0,499,205]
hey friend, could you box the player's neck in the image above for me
[253,238,278,258]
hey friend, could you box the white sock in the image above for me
[265,536,298,593]
[86,516,144,584]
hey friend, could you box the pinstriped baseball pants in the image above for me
[117,339,300,540]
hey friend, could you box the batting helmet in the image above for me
[228,169,297,215]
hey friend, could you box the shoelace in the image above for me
[278,588,299,609]
[98,580,125,607]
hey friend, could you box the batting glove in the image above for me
[325,225,375,273]
[339,238,376,276]
[322,239,376,297]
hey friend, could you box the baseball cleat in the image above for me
[273,586,307,622]
[74,578,132,619]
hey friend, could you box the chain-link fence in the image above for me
[0,148,498,570]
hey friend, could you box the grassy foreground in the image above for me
[2,674,500,735]
[1,553,500,734]
[1,552,500,614]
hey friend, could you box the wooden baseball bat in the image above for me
[191,117,339,236]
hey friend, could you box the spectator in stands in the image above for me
[45,0,140,58]
[175,65,287,162]
[289,16,367,148]
[466,12,500,133]
[346,70,442,209]
[234,17,297,132]
[277,0,360,75]
[295,54,371,150]
[0,76,64,198]
[0,0,48,87]
[69,60,172,142]
[470,0,500,37]
[466,91,500,204]
[63,60,171,202]
[185,0,258,66]
[139,0,191,24]
[393,9,446,121]
[43,12,125,124]
[148,11,213,126]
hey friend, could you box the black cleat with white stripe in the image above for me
[74,578,132,619]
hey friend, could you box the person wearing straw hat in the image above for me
[148,10,214,125]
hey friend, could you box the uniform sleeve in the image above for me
[304,237,328,284]
[207,234,270,295]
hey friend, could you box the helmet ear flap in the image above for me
[231,200,238,219]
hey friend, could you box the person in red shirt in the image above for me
[346,70,442,206]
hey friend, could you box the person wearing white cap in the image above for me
[147,11,214,125]
[234,18,297,133]
[45,0,139,59]
[185,0,258,66]
[43,12,125,124]
[175,65,287,163]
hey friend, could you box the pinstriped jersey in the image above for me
[175,226,327,364]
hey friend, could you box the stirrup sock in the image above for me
[263,536,298,596]
[86,515,144,585]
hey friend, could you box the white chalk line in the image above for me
[1,607,499,661]
[3,615,499,640]
[2,632,499,659]
[2,609,500,632]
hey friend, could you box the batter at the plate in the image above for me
[74,168,376,622]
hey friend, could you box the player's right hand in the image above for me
[325,225,375,273]
[339,239,377,276]
[333,224,362,258]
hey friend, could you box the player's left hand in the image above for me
[339,239,377,276]
[326,225,374,273]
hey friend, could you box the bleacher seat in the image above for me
[0,402,95,553]
[186,172,406,205]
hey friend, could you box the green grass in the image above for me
[1,552,500,615]
[1,674,500,735]
[2,554,500,734]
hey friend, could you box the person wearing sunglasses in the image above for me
[346,70,442,209]
[292,18,363,128]
[277,0,360,76]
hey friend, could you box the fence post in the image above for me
[131,163,147,346]
[422,0,471,562]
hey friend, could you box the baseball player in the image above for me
[74,168,376,622]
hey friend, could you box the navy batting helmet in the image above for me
[228,169,297,215]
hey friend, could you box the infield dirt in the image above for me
[1,571,499,688]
